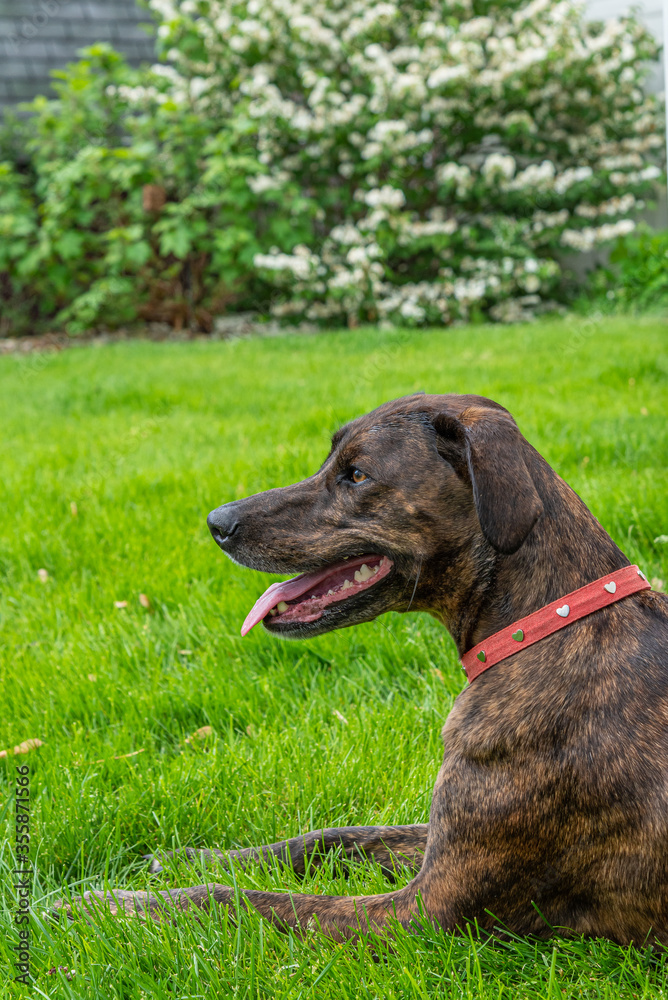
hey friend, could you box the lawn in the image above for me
[0,315,667,999]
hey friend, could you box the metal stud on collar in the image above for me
[462,565,651,682]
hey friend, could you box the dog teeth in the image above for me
[269,608,277,616]
[354,564,375,584]
[277,601,288,612]
[327,589,335,595]
[341,579,352,590]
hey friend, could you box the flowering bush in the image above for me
[0,0,664,333]
[143,0,664,326]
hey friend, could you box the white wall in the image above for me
[585,0,665,92]
[585,0,663,38]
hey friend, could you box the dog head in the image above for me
[207,394,543,638]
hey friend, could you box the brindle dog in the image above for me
[57,394,668,944]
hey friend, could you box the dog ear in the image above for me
[433,408,543,554]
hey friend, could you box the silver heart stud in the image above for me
[556,605,570,617]
[604,581,616,594]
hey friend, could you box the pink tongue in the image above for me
[241,557,372,636]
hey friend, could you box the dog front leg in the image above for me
[54,880,430,940]
[146,824,429,878]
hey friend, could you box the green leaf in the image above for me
[54,231,85,260]
[158,223,193,260]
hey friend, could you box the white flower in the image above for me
[364,186,406,209]
[150,63,181,83]
[560,218,635,251]
[254,251,317,280]
[400,300,426,321]
[329,225,363,245]
[453,278,487,302]
[574,204,598,219]
[393,73,427,101]
[459,16,493,38]
[508,161,556,190]
[148,0,177,18]
[597,219,635,240]
[346,244,381,264]
[601,153,643,169]
[427,65,468,88]
[368,120,408,141]
[405,219,457,238]
[515,46,548,69]
[328,269,359,289]
[189,77,209,100]
[436,163,472,196]
[575,193,636,218]
[481,153,516,182]
[229,34,250,53]
[361,142,383,160]
[214,10,232,32]
[247,172,289,194]
[554,166,593,195]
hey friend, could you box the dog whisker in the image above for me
[405,558,422,614]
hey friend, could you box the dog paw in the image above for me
[51,897,77,922]
[52,884,236,923]
[143,852,166,875]
[144,847,227,875]
[52,889,173,922]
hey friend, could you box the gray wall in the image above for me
[0,1,155,107]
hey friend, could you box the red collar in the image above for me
[462,565,651,683]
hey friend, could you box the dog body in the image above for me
[59,394,668,944]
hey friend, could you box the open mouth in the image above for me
[241,554,394,636]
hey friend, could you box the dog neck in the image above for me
[444,451,630,655]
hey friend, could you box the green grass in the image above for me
[0,315,667,999]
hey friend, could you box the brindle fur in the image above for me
[55,394,668,944]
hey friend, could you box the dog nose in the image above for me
[207,504,240,551]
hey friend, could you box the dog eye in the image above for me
[350,468,368,484]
